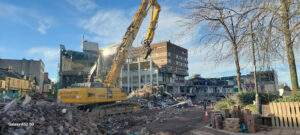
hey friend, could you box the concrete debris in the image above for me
[127,84,193,109]
[128,84,163,99]
[3,99,18,112]
[0,96,104,135]
[0,85,198,134]
[61,108,67,114]
[22,95,31,105]
[0,96,12,103]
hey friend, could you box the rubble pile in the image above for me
[0,96,104,135]
[0,96,13,103]
[0,85,196,134]
[127,84,192,109]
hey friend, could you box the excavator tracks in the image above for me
[77,102,140,117]
[99,102,140,117]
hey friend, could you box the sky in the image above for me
[0,0,299,87]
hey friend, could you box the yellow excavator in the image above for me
[57,0,160,116]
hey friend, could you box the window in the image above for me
[176,55,178,58]
[168,52,171,56]
[168,59,171,63]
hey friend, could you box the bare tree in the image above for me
[183,0,255,92]
[261,0,300,92]
[254,15,286,70]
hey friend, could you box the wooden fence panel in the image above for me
[296,103,300,128]
[286,102,292,128]
[278,103,284,127]
[269,103,276,127]
[269,102,300,129]
[281,102,287,128]
[290,103,297,128]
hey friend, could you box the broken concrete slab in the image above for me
[3,99,18,112]
[22,95,31,105]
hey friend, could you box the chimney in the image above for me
[44,72,49,79]
[81,35,84,49]
[8,65,13,72]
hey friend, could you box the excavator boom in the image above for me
[104,0,160,88]
[58,1,160,116]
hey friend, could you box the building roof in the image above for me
[0,68,23,79]
[278,83,291,91]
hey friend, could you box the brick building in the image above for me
[0,58,44,92]
[121,41,189,94]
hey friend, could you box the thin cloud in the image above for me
[0,2,53,34]
[67,0,97,12]
[28,47,59,61]
[79,9,131,45]
[37,20,52,34]
[78,5,196,46]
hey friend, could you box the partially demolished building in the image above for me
[58,40,99,88]
[121,41,189,94]
[184,74,237,103]
[58,38,189,95]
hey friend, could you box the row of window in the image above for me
[167,59,187,67]
[177,67,187,73]
[168,52,187,61]
[166,66,187,73]
[176,61,187,67]
[176,55,187,61]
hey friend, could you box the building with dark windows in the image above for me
[121,41,189,94]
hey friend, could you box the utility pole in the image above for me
[249,22,261,114]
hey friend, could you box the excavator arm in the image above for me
[103,0,160,88]
[142,0,160,59]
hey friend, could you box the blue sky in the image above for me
[0,0,299,87]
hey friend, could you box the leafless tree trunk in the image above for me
[261,0,300,92]
[183,0,255,92]
[280,0,299,92]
